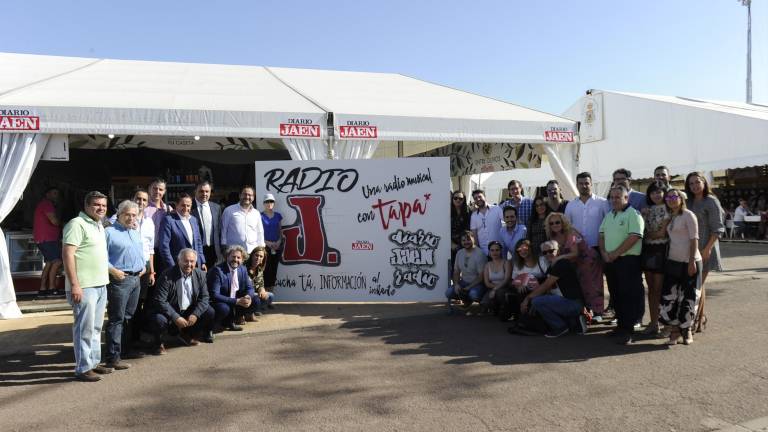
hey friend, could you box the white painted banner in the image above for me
[255,158,450,302]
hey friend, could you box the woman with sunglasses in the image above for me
[497,239,548,321]
[685,172,725,332]
[450,191,471,270]
[447,231,487,312]
[526,197,552,256]
[640,181,670,335]
[479,241,512,315]
[659,189,701,345]
[544,212,603,320]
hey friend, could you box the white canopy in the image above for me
[563,90,768,183]
[0,52,576,145]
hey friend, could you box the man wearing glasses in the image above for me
[519,240,587,338]
[599,185,645,345]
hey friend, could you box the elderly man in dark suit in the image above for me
[148,248,215,355]
[192,181,222,267]
[208,245,260,331]
[157,193,206,274]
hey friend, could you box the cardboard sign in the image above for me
[255,158,450,302]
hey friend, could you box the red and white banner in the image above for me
[0,115,39,131]
[279,123,321,138]
[255,158,449,302]
[544,130,574,142]
[338,124,378,139]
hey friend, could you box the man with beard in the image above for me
[208,245,259,332]
[220,186,265,253]
[469,189,502,256]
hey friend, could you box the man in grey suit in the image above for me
[148,248,215,355]
[192,181,222,267]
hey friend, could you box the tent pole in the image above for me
[537,143,578,199]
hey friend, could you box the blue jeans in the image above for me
[67,286,107,374]
[445,280,486,305]
[531,295,583,333]
[106,274,141,363]
[260,291,275,310]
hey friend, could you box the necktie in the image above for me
[199,205,207,243]
[229,268,239,298]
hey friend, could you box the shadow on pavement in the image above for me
[0,344,74,387]
[341,313,669,366]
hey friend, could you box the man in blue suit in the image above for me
[208,245,260,331]
[191,181,222,267]
[157,193,206,274]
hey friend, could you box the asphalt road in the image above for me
[0,243,766,432]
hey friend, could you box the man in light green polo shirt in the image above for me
[599,185,645,345]
[62,191,112,382]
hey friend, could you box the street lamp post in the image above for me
[740,0,753,104]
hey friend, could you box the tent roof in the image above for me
[0,52,575,143]
[563,90,768,182]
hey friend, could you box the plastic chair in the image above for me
[725,219,735,239]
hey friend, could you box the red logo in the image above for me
[544,131,573,142]
[280,123,321,137]
[281,195,340,266]
[351,241,373,251]
[339,125,378,139]
[0,116,39,131]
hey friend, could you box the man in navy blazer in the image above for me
[191,181,222,267]
[148,248,215,353]
[157,193,206,273]
[208,245,260,331]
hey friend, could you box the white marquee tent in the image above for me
[0,52,578,318]
[480,90,768,200]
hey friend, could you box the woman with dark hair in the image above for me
[526,196,551,255]
[450,191,471,268]
[659,188,701,345]
[640,180,670,335]
[479,240,511,315]
[684,172,725,332]
[545,180,568,213]
[497,239,548,321]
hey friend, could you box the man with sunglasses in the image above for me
[599,185,645,345]
[519,240,587,338]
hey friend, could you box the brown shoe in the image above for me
[234,315,246,325]
[92,365,113,375]
[105,360,131,370]
[244,313,256,322]
[75,370,102,382]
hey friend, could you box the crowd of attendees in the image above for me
[449,166,725,346]
[32,179,283,382]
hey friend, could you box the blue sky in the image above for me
[1,0,764,114]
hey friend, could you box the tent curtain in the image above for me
[283,138,378,160]
[0,133,51,319]
[537,143,578,200]
[334,140,378,160]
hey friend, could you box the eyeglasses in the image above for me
[542,249,556,255]
[548,220,562,226]
[453,197,464,201]
[665,195,681,201]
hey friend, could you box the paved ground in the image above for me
[0,243,766,432]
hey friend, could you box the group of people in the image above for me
[449,166,725,346]
[33,179,284,382]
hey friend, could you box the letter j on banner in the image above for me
[255,158,450,302]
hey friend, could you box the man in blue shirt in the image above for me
[498,206,527,259]
[105,200,146,370]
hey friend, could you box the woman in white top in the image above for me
[496,239,548,321]
[479,241,512,315]
[659,189,702,345]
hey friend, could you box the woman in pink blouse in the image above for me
[659,189,702,345]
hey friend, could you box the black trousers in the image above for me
[604,255,645,332]
[202,245,218,268]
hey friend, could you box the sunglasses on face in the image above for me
[548,220,562,226]
[542,249,556,255]
[453,197,464,201]
[665,195,681,201]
